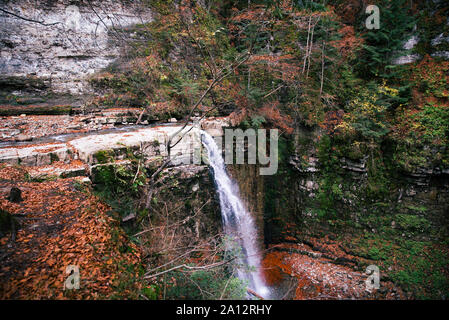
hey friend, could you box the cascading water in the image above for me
[200,130,269,299]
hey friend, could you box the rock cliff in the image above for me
[0,0,152,101]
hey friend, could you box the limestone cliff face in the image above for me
[265,123,449,244]
[0,0,152,97]
[228,164,265,247]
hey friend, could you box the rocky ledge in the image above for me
[0,117,230,180]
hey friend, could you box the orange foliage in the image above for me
[260,102,294,134]
[229,6,267,24]
[0,164,28,181]
[331,0,369,25]
[320,109,345,135]
[331,25,364,59]
[261,251,289,286]
[229,108,248,127]
[0,173,141,299]
[248,54,301,83]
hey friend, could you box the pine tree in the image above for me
[357,0,415,79]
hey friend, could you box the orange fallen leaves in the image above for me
[0,168,142,299]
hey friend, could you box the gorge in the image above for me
[1,0,449,301]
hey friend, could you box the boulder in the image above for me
[200,117,230,137]
[15,134,32,142]
[7,187,23,203]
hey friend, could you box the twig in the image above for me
[145,249,198,274]
[219,269,235,300]
[132,156,142,185]
[263,85,284,99]
[0,8,61,26]
[302,15,311,74]
[136,199,210,236]
[135,108,146,125]
[144,157,172,209]
[144,257,235,279]
[167,51,251,151]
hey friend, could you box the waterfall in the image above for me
[200,130,269,299]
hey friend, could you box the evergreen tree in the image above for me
[357,0,415,79]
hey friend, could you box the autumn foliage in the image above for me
[0,166,142,299]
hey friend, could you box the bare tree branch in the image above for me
[0,8,61,26]
[167,50,252,152]
[144,257,236,279]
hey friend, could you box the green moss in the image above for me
[396,214,430,233]
[30,175,59,183]
[367,247,388,260]
[94,165,115,186]
[50,153,59,163]
[94,150,115,164]
[342,224,448,299]
[141,285,159,300]
[389,242,449,299]
[405,205,428,213]
[410,104,449,145]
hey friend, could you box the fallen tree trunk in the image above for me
[247,288,265,300]
[0,104,73,116]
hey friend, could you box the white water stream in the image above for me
[201,131,269,299]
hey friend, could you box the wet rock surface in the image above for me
[263,241,404,300]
